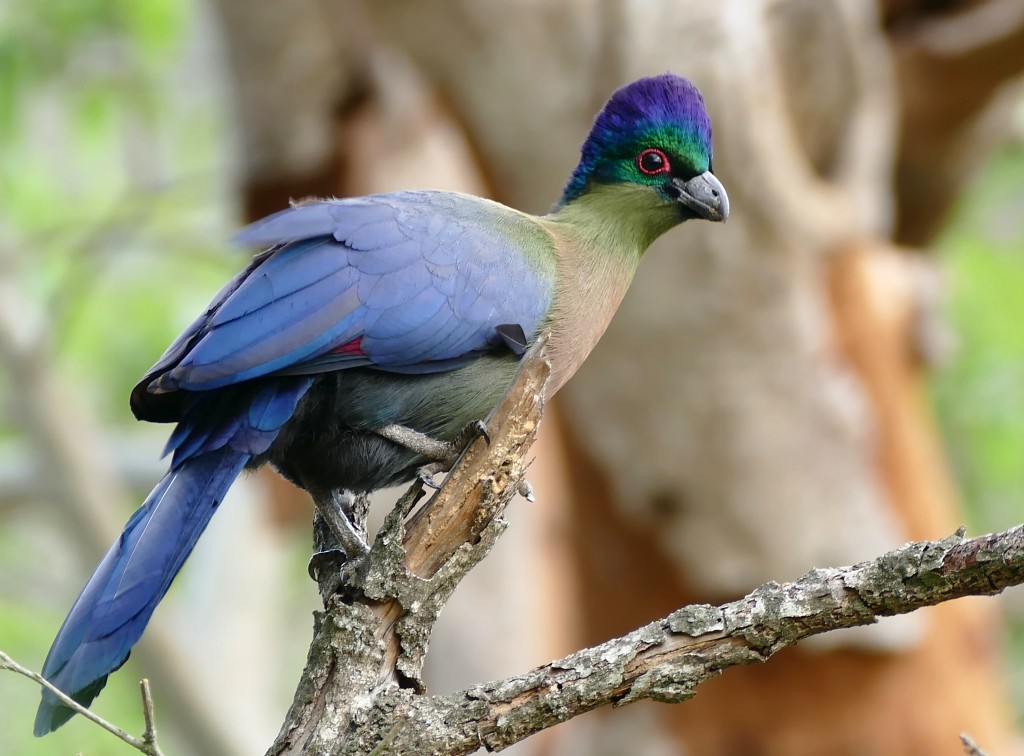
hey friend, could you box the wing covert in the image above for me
[135,191,555,409]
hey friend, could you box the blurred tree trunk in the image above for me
[209,0,1024,753]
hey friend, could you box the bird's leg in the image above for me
[308,490,371,597]
[376,421,489,461]
[376,421,535,498]
[316,490,370,559]
[376,421,490,487]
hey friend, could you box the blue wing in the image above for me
[40,189,558,732]
[132,191,554,421]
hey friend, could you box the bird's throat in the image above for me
[547,182,683,254]
[540,185,679,393]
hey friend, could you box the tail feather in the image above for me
[34,447,248,736]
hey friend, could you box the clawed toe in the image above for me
[460,419,490,447]
[308,548,349,581]
[308,546,367,599]
[417,463,445,489]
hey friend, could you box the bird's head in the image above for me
[560,74,728,225]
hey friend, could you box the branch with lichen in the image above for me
[3,335,1020,752]
[3,334,1019,754]
[266,338,1024,755]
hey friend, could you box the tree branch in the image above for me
[9,287,1018,755]
[270,332,1024,754]
[412,524,1024,752]
[961,733,990,756]
[269,336,551,755]
[289,521,1024,754]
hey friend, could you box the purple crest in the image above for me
[561,74,713,203]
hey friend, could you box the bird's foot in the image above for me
[308,545,365,601]
[376,420,489,490]
[418,466,534,499]
[308,548,347,581]
[417,461,446,489]
[309,491,371,599]
[451,419,490,450]
[378,422,532,500]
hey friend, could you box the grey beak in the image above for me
[671,171,729,222]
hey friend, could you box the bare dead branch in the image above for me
[0,651,163,756]
[140,679,162,756]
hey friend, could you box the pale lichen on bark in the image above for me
[268,337,1024,755]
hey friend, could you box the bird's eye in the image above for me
[637,148,671,176]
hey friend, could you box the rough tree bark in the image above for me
[265,338,1024,754]
[269,340,552,754]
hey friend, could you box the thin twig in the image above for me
[0,650,163,755]
[140,679,164,756]
[961,733,989,756]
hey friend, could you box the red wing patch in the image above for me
[330,337,365,357]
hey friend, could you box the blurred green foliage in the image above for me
[0,0,235,425]
[932,140,1024,723]
[0,0,236,752]
[933,143,1024,533]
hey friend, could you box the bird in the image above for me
[34,72,728,735]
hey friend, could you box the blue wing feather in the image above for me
[139,190,554,402]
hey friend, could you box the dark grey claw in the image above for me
[417,462,444,489]
[308,548,347,581]
[456,419,490,448]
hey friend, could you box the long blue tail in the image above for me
[34,447,248,735]
[35,376,312,735]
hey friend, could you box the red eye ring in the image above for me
[637,148,671,176]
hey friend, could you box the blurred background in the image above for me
[2,0,1024,754]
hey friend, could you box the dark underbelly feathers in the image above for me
[256,353,520,494]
